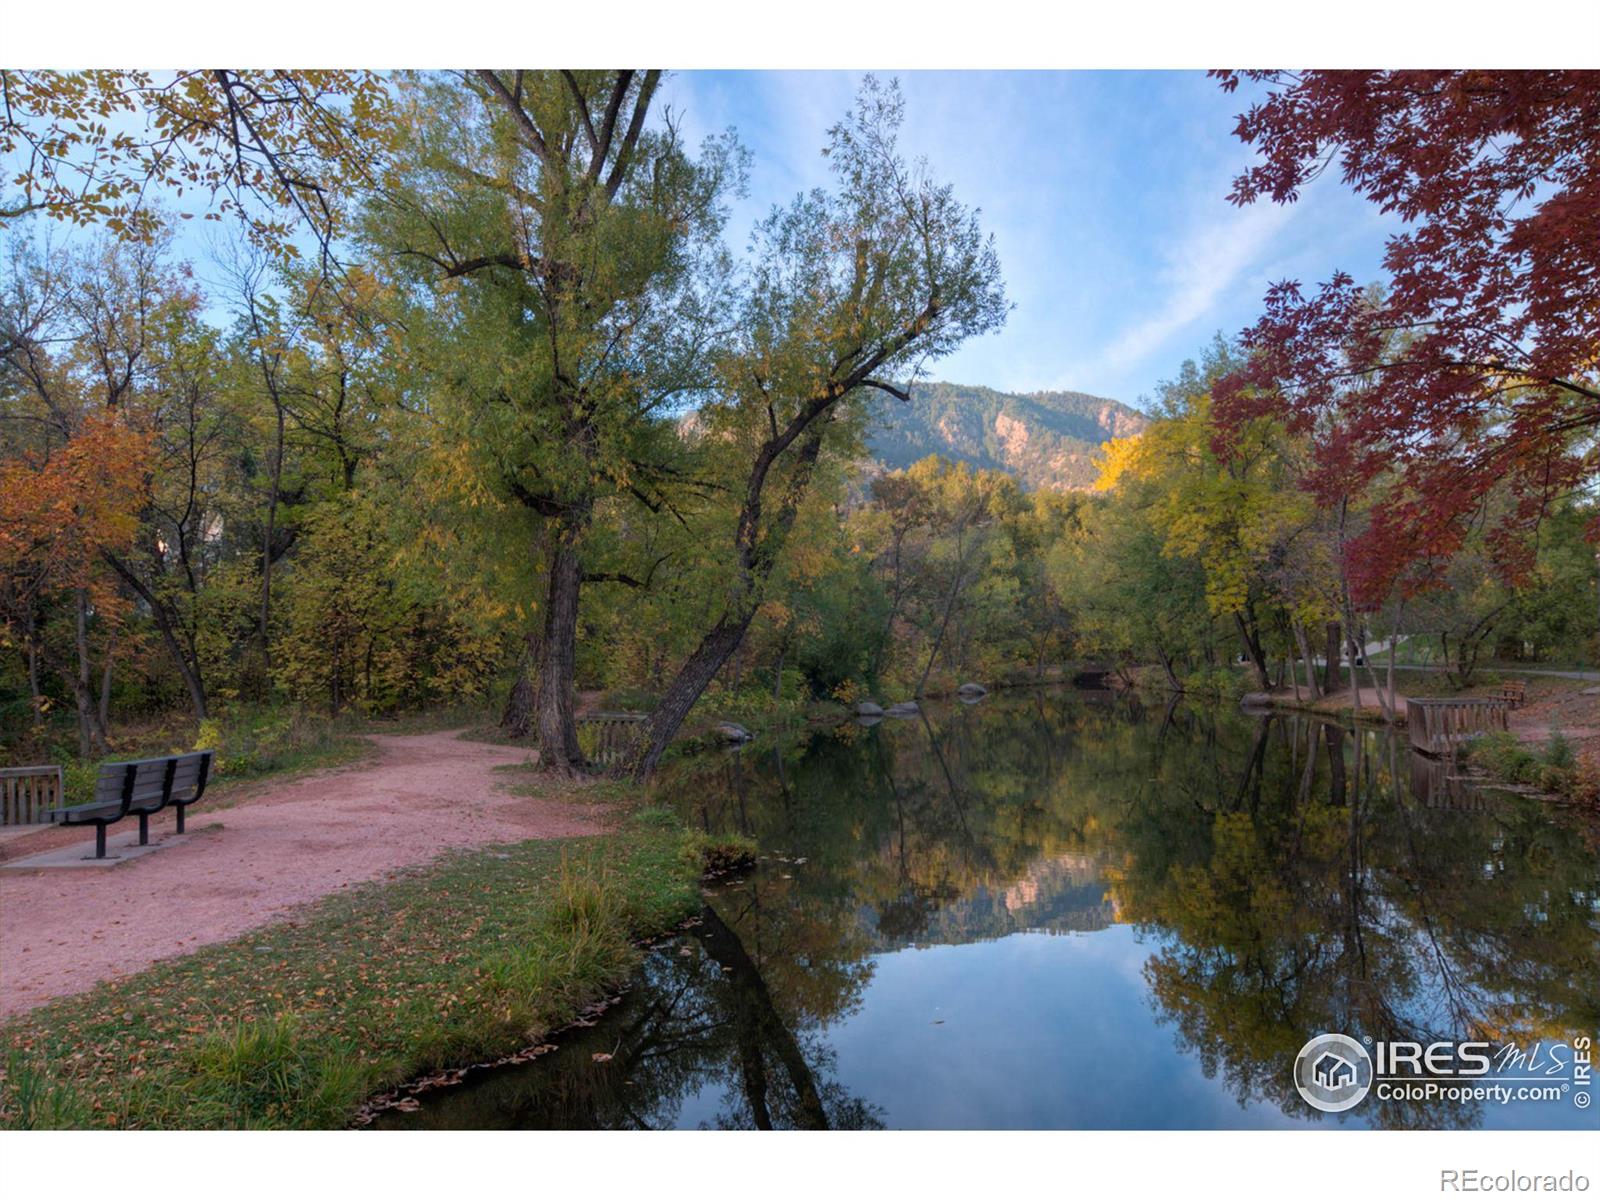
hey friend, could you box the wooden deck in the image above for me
[1406,697,1510,757]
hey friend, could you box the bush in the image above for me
[1543,730,1575,769]
[1466,730,1592,801]
[1466,731,1541,784]
[681,829,758,877]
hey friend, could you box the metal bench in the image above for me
[47,751,213,859]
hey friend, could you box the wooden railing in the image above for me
[1407,698,1510,758]
[576,713,647,770]
[1,765,63,826]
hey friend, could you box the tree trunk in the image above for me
[535,530,586,772]
[500,631,538,739]
[1323,621,1342,693]
[97,634,116,733]
[103,552,208,723]
[1233,609,1271,690]
[626,426,827,779]
[1292,620,1322,700]
[631,615,753,777]
[917,561,967,698]
[1156,646,1183,692]
[256,399,284,690]
[71,589,108,758]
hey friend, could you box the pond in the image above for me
[376,687,1600,1130]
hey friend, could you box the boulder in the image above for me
[715,721,753,743]
[1240,692,1275,708]
[957,682,988,700]
[855,700,886,717]
[886,701,920,718]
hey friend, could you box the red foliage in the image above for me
[1209,70,1600,603]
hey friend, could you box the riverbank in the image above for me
[0,808,732,1129]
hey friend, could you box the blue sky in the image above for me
[662,70,1401,408]
[5,71,1401,411]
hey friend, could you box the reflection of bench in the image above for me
[1497,680,1527,709]
[47,751,213,859]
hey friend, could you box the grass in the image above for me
[0,806,742,1129]
[1464,730,1599,807]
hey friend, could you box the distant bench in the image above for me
[1497,679,1528,709]
[47,751,214,860]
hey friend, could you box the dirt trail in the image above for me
[0,730,602,1020]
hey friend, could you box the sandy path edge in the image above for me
[0,730,602,1021]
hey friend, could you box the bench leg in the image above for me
[95,824,107,859]
[175,805,185,835]
[138,812,150,845]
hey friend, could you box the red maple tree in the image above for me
[1209,70,1600,603]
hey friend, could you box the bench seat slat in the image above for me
[53,800,126,821]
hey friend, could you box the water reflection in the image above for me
[378,690,1599,1130]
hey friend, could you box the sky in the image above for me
[659,70,1402,408]
[4,70,1403,412]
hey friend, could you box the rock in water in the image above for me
[856,700,885,717]
[716,721,753,743]
[957,682,988,700]
[886,701,920,718]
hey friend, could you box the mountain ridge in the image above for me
[864,381,1149,491]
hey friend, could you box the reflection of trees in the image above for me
[395,693,1597,1130]
[378,896,883,1130]
[1110,715,1599,1129]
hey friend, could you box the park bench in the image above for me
[46,750,214,860]
[1497,680,1528,709]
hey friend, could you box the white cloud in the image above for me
[1088,198,1296,379]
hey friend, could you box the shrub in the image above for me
[681,830,758,877]
[1543,730,1576,769]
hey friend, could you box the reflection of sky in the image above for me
[817,928,1304,1130]
[677,927,1599,1131]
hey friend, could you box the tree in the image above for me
[623,78,1008,777]
[369,70,737,771]
[0,413,149,755]
[1210,70,1600,602]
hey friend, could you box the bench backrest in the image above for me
[169,751,212,803]
[92,751,213,811]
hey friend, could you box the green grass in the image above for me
[1464,730,1598,806]
[0,808,734,1130]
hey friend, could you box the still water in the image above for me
[378,688,1600,1130]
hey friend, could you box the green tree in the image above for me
[626,78,1008,776]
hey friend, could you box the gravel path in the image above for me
[0,730,602,1020]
